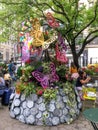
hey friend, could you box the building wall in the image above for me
[0,42,14,62]
[88,48,98,64]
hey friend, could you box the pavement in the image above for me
[0,106,93,130]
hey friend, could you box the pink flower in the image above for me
[43,86,48,89]
[71,73,79,79]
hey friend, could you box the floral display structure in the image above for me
[9,17,82,126]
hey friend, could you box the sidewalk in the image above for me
[0,106,93,130]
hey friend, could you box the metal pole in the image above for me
[21,46,22,67]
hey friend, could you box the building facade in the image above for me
[0,42,14,62]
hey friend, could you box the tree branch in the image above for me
[83,29,98,45]
[78,35,98,56]
[35,1,70,23]
[74,0,98,39]
[52,0,70,23]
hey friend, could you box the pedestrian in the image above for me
[8,60,16,81]
[0,72,6,107]
[0,72,5,88]
[76,70,91,100]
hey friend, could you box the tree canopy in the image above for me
[0,0,98,67]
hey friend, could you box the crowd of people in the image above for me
[0,59,17,92]
[0,59,18,107]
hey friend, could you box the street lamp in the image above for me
[19,42,24,66]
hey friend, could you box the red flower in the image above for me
[95,68,98,72]
[37,89,43,96]
[82,67,86,71]
[25,59,31,64]
[45,31,48,35]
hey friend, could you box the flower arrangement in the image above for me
[15,61,75,104]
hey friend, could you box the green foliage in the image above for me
[42,62,50,74]
[17,82,36,97]
[85,68,96,76]
[43,88,58,104]
[63,82,74,95]
[20,65,34,82]
[17,66,22,78]
[56,64,69,78]
[63,81,77,114]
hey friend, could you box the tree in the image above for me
[0,0,98,68]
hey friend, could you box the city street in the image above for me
[0,106,93,130]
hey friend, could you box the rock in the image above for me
[14,107,20,115]
[20,107,24,114]
[60,115,66,123]
[31,94,38,102]
[27,100,34,108]
[56,101,65,109]
[77,96,81,102]
[56,95,62,102]
[48,103,55,112]
[20,94,26,101]
[10,93,15,100]
[10,103,15,110]
[36,118,43,126]
[53,108,60,116]
[26,115,35,124]
[10,111,15,118]
[30,107,38,115]
[63,108,68,115]
[14,99,21,106]
[59,89,66,96]
[45,118,52,126]
[52,117,60,125]
[19,115,25,123]
[64,114,71,123]
[14,93,20,99]
[22,101,27,109]
[37,97,43,104]
[23,108,31,117]
[36,111,42,119]
[63,96,68,103]
[78,102,82,109]
[38,103,46,111]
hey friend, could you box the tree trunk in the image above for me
[44,49,51,62]
[71,48,80,69]
[73,54,80,69]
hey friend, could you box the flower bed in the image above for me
[9,87,82,126]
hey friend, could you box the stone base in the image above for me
[9,88,82,126]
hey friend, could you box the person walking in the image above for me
[8,60,16,81]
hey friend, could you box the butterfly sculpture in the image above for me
[42,33,57,50]
[58,33,67,51]
[55,33,68,63]
[55,43,68,63]
[30,18,57,50]
[30,18,44,47]
[46,12,59,28]
[32,62,59,88]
